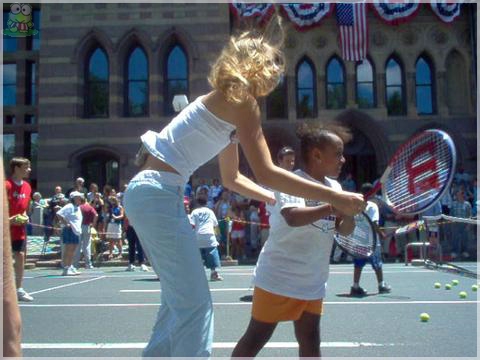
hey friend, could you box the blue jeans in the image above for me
[200,246,221,270]
[124,170,213,358]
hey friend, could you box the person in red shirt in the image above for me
[5,157,33,302]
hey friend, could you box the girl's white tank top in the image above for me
[140,96,236,182]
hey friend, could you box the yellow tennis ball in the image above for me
[472,285,478,292]
[445,284,452,290]
[452,279,459,286]
[420,313,430,322]
[434,282,441,289]
[459,291,467,299]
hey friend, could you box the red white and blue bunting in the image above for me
[280,3,334,31]
[229,2,275,25]
[370,1,421,25]
[430,1,463,24]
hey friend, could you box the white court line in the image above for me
[21,341,393,349]
[120,288,251,293]
[19,300,479,307]
[28,276,106,295]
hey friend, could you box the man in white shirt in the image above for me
[56,191,83,276]
[189,196,223,281]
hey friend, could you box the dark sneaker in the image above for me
[350,286,367,297]
[379,284,392,294]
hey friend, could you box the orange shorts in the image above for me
[251,286,324,323]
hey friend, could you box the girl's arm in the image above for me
[335,214,355,236]
[229,98,364,216]
[281,204,334,227]
[218,142,276,205]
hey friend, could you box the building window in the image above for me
[296,58,316,118]
[126,47,148,116]
[26,61,36,105]
[3,133,15,165]
[385,57,405,115]
[164,44,188,115]
[356,58,375,109]
[415,57,435,115]
[24,114,36,124]
[4,115,16,125]
[24,132,38,173]
[326,57,346,109]
[2,63,17,106]
[32,9,40,50]
[85,47,109,117]
[3,10,17,52]
[266,75,288,119]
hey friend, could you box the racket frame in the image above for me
[366,129,456,215]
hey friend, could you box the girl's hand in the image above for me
[331,190,366,216]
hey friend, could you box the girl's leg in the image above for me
[231,317,277,357]
[127,227,136,264]
[293,311,321,358]
[108,239,114,259]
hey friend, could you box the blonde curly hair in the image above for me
[208,17,286,104]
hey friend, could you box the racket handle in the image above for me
[365,181,382,200]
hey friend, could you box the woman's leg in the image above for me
[232,317,277,357]
[124,179,213,357]
[293,311,321,358]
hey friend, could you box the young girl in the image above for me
[123,17,365,358]
[232,123,355,358]
[106,196,124,260]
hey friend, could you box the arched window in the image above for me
[446,50,468,115]
[356,58,375,109]
[164,44,188,115]
[266,75,288,119]
[296,58,316,118]
[385,57,405,115]
[326,57,346,109]
[415,56,435,115]
[126,47,148,116]
[85,47,109,117]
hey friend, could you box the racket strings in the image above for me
[384,132,454,213]
[336,215,376,258]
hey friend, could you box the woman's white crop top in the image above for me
[140,96,237,181]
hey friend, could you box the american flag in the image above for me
[336,3,367,61]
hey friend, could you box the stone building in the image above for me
[2,3,477,194]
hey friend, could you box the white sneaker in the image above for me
[71,266,81,275]
[126,264,136,272]
[62,267,76,276]
[140,264,149,272]
[17,288,34,302]
[85,264,95,269]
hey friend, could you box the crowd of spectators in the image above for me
[25,166,478,266]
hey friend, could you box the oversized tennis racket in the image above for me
[366,129,456,215]
[312,212,377,259]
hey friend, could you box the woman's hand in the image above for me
[331,190,366,216]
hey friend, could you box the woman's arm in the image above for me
[218,142,276,205]
[229,98,364,216]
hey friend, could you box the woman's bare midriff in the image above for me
[140,154,180,175]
